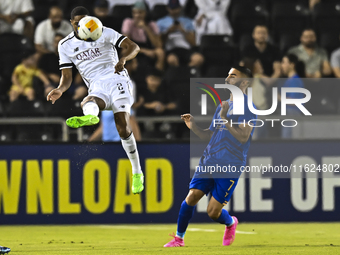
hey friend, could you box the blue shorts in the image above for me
[189,164,241,205]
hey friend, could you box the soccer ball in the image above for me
[77,16,103,41]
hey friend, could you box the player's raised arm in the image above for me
[181,114,213,141]
[115,38,140,74]
[47,68,73,104]
[219,102,253,144]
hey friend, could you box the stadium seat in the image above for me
[32,0,53,27]
[0,100,5,117]
[184,0,198,19]
[112,5,133,20]
[150,5,168,21]
[204,66,230,78]
[319,33,340,57]
[0,129,13,142]
[279,34,300,54]
[62,0,96,20]
[200,34,233,49]
[312,3,340,35]
[111,5,133,33]
[15,125,44,142]
[229,2,269,42]
[200,35,238,76]
[239,33,254,52]
[45,96,83,119]
[7,99,45,117]
[271,3,311,41]
[163,66,191,113]
[0,33,34,95]
[268,0,309,8]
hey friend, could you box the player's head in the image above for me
[252,25,268,44]
[132,1,147,21]
[225,66,253,90]
[49,6,63,29]
[167,0,182,18]
[300,28,317,49]
[93,0,109,18]
[146,68,162,91]
[281,54,306,78]
[70,6,90,34]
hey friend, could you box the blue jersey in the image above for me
[202,94,257,166]
[282,74,304,99]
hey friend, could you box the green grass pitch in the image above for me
[1,223,339,254]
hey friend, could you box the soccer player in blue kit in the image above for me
[164,66,256,247]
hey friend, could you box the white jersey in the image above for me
[58,26,128,89]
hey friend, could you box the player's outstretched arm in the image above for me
[47,68,73,104]
[181,114,213,141]
[115,38,140,74]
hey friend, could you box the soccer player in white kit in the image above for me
[47,6,144,194]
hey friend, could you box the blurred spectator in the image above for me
[280,54,305,139]
[145,0,188,10]
[242,25,281,78]
[138,68,177,116]
[9,52,52,102]
[122,1,165,70]
[89,59,142,142]
[288,29,332,78]
[38,33,63,86]
[194,0,233,45]
[34,6,73,54]
[240,57,269,139]
[0,0,35,40]
[240,57,268,111]
[93,0,117,30]
[330,34,340,78]
[309,0,320,10]
[157,0,204,68]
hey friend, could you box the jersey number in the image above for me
[117,83,124,90]
[117,83,125,95]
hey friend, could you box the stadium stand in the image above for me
[1,0,340,142]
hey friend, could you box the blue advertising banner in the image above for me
[0,141,339,224]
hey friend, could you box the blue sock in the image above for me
[213,209,234,226]
[176,200,196,239]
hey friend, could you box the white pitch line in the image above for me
[236,230,257,235]
[98,225,256,234]
[187,228,216,232]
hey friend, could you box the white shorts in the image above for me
[85,77,134,114]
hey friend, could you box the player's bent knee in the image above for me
[207,207,221,220]
[81,96,96,108]
[186,189,204,206]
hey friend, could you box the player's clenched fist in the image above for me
[115,58,126,73]
[181,113,194,129]
[47,88,63,104]
[220,101,229,119]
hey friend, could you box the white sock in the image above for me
[83,102,99,116]
[121,132,142,175]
